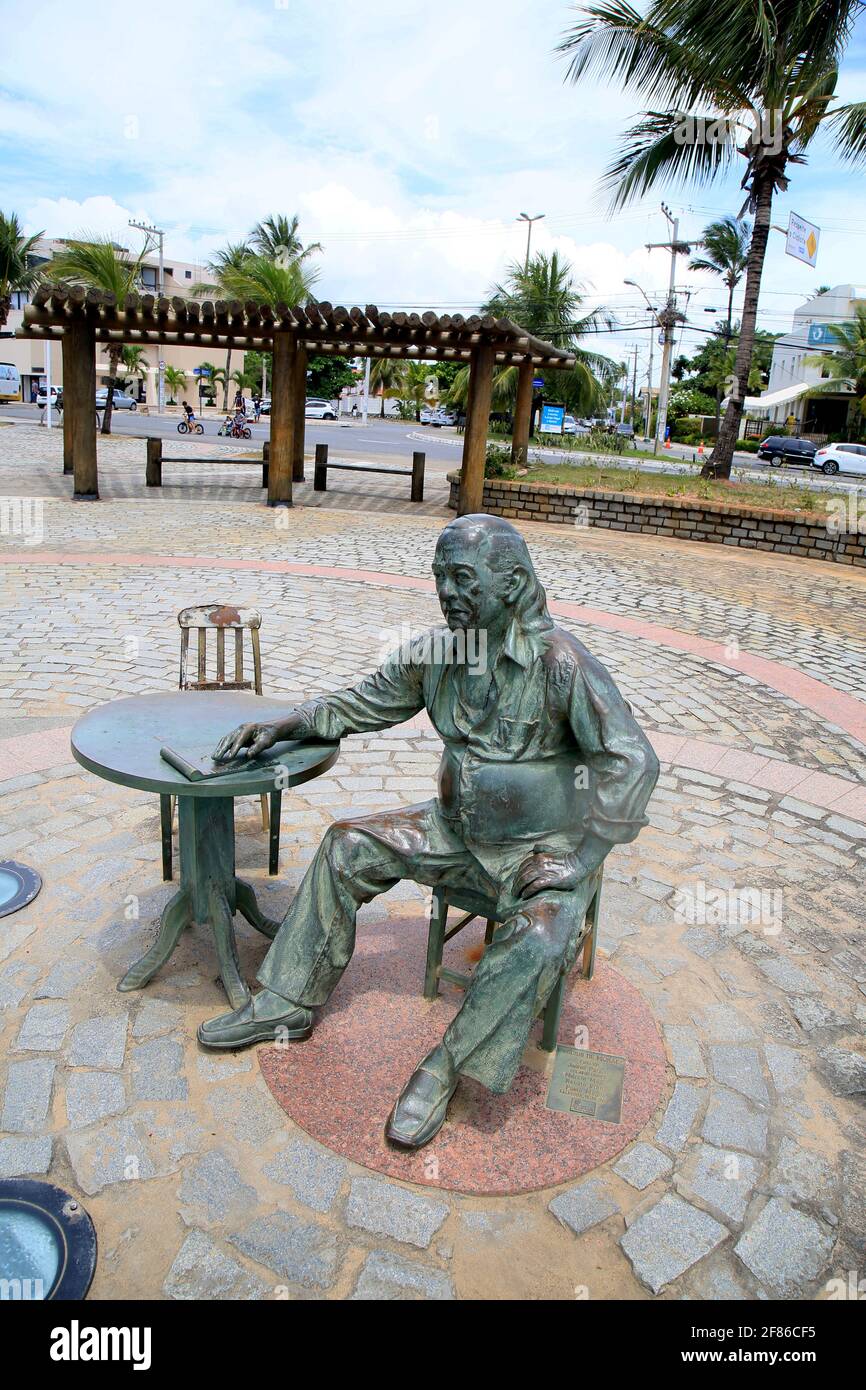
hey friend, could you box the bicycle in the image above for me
[177,418,204,435]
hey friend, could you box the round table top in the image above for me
[70,691,339,798]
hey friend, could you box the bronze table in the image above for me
[71,691,339,1008]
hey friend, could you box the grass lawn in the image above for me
[518,461,845,515]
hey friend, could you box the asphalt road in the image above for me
[4,403,857,492]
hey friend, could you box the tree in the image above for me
[689,215,750,429]
[400,362,434,421]
[48,237,145,434]
[307,354,355,401]
[191,241,251,409]
[559,0,866,477]
[163,365,187,405]
[804,304,866,435]
[250,214,322,267]
[120,344,148,398]
[369,357,404,416]
[195,360,223,407]
[0,212,44,329]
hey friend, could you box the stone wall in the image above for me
[445,474,866,566]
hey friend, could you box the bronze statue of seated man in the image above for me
[201,513,658,1149]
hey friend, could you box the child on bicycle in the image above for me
[182,401,196,426]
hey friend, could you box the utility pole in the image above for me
[517,212,545,272]
[646,203,690,450]
[362,355,371,426]
[630,345,638,426]
[129,219,166,415]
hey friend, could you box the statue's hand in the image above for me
[514,849,583,899]
[212,721,279,763]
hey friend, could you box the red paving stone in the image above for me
[258,913,667,1196]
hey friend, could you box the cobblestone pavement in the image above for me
[1,427,865,1300]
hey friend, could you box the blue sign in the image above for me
[533,377,545,388]
[807,323,836,347]
[540,403,566,434]
[193,367,211,377]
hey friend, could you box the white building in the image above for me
[754,284,865,438]
[1,237,246,410]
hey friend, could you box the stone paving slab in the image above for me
[0,456,864,1301]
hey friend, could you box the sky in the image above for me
[2,0,866,383]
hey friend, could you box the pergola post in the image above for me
[268,330,294,507]
[457,343,494,516]
[291,346,307,483]
[66,320,98,499]
[61,332,74,476]
[511,359,534,468]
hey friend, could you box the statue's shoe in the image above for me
[198,989,312,1049]
[385,1045,458,1150]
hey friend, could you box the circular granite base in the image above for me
[258,913,667,1195]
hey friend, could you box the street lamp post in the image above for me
[129,219,166,415]
[517,212,545,272]
[625,278,658,445]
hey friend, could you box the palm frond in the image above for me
[825,100,866,165]
[602,109,735,209]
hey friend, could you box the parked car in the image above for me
[812,441,866,476]
[615,422,635,439]
[95,389,138,411]
[756,435,816,466]
[36,384,63,409]
[420,407,457,427]
[305,398,336,419]
[563,414,590,436]
[259,397,271,415]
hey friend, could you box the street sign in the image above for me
[786,212,820,267]
[539,402,565,434]
[193,367,211,378]
[532,377,545,388]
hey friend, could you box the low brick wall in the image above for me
[446,474,866,565]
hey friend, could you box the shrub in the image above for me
[485,442,516,479]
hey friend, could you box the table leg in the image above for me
[118,887,192,992]
[119,795,282,1005]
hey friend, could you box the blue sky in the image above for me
[2,0,865,376]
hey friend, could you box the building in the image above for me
[751,284,865,438]
[2,237,245,410]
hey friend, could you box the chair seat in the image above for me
[423,865,604,1053]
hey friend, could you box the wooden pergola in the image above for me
[18,284,575,510]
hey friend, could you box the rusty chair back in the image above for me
[160,603,282,881]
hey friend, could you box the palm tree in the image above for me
[195,360,223,409]
[163,365,187,405]
[400,362,433,421]
[212,254,318,311]
[804,304,866,436]
[249,214,322,268]
[0,213,44,329]
[446,251,616,419]
[690,216,751,429]
[191,241,250,410]
[120,344,148,402]
[48,237,145,434]
[559,0,866,477]
[369,358,404,416]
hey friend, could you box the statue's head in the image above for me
[433,514,552,642]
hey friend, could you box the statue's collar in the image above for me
[501,619,549,670]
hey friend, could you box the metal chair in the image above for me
[159,603,282,881]
[423,865,603,1052]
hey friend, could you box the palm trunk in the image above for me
[704,177,774,478]
[223,348,232,411]
[0,297,10,331]
[101,345,121,435]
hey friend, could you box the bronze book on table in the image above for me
[159,744,271,782]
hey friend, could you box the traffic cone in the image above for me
[697,439,704,457]
[664,435,671,448]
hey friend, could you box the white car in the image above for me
[812,441,866,476]
[563,414,591,436]
[36,384,62,409]
[305,398,336,419]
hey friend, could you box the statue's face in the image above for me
[432,535,505,635]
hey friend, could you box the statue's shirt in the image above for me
[294,621,658,862]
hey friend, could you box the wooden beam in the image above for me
[65,319,98,499]
[511,359,534,468]
[268,330,294,507]
[458,342,494,516]
[61,332,75,476]
[291,345,307,483]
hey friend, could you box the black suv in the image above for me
[756,435,817,466]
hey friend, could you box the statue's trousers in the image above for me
[257,799,597,1093]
